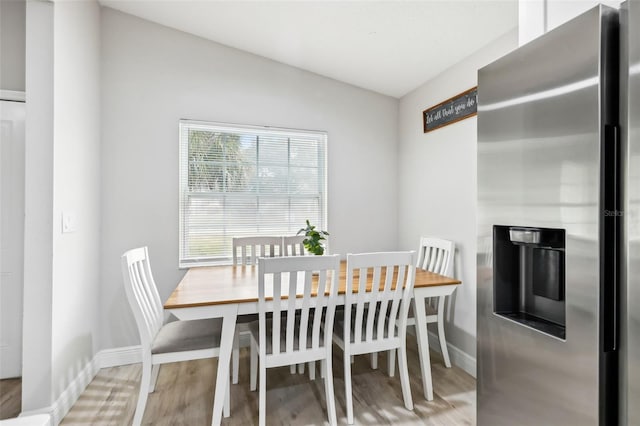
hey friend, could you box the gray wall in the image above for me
[1,0,25,92]
[397,30,518,368]
[100,8,399,350]
[23,0,53,411]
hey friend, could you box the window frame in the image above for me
[178,119,328,268]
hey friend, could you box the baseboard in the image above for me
[16,410,53,426]
[426,330,477,378]
[19,346,143,425]
[52,357,100,424]
[0,90,25,102]
[97,345,142,369]
[20,357,99,425]
[10,414,51,426]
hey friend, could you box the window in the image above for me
[179,120,328,267]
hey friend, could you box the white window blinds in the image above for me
[179,120,328,267]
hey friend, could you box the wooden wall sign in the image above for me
[423,87,477,133]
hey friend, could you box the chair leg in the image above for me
[224,374,230,418]
[232,331,240,384]
[149,364,160,392]
[388,349,395,377]
[133,360,152,426]
[321,359,326,378]
[290,365,296,374]
[323,355,338,426]
[298,362,305,374]
[413,297,434,400]
[344,350,354,425]
[259,364,267,426]
[250,338,258,391]
[397,344,414,411]
[437,296,452,368]
[309,361,316,380]
[371,352,378,369]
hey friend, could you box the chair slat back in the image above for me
[345,252,416,345]
[121,247,163,351]
[283,235,306,256]
[232,236,283,265]
[417,237,454,276]
[258,255,340,358]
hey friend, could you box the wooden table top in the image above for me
[165,261,461,309]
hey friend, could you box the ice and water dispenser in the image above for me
[494,226,566,339]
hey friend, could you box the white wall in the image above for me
[397,30,518,362]
[100,9,399,349]
[0,0,25,92]
[51,0,102,413]
[519,0,622,45]
[22,0,102,417]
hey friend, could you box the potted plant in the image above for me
[297,220,329,255]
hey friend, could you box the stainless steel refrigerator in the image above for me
[622,1,640,425]
[477,3,639,425]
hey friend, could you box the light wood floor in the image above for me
[60,334,475,425]
[0,377,21,420]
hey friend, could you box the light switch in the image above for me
[62,210,77,233]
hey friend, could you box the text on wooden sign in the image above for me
[423,87,477,133]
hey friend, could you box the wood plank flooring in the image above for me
[0,377,21,420]
[59,334,475,425]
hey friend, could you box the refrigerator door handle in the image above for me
[602,124,620,353]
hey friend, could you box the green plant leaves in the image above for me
[297,219,329,255]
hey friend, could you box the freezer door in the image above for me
[477,6,619,426]
[624,0,640,424]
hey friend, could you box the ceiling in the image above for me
[99,0,519,98]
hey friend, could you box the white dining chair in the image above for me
[121,247,230,426]
[249,255,341,426]
[282,234,316,376]
[282,235,306,256]
[232,235,283,265]
[333,251,416,425]
[230,235,283,384]
[387,237,455,374]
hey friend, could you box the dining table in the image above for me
[164,260,461,425]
